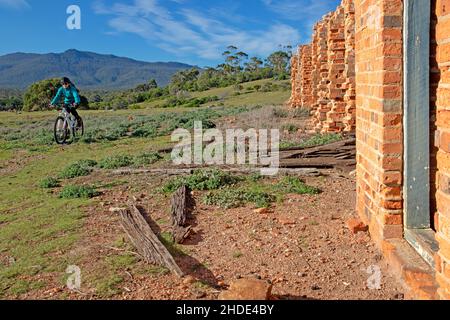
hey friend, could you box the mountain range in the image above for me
[0,49,194,90]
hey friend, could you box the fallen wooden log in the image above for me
[111,167,321,176]
[279,138,356,160]
[118,205,184,277]
[280,158,356,168]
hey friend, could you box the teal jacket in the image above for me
[51,85,81,106]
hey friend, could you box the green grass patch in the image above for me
[275,176,321,195]
[203,187,275,209]
[132,152,163,167]
[281,123,299,134]
[39,176,60,189]
[161,169,241,193]
[59,160,97,179]
[280,133,343,149]
[98,155,133,169]
[59,185,99,199]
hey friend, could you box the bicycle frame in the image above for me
[59,107,77,135]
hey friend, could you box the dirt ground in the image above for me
[6,106,405,300]
[18,167,405,300]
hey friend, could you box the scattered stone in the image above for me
[109,207,126,213]
[218,279,272,300]
[311,285,321,291]
[194,291,207,299]
[278,217,296,225]
[345,218,368,234]
[254,208,269,215]
[182,275,196,285]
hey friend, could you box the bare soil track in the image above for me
[18,169,404,300]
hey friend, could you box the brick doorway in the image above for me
[403,0,438,268]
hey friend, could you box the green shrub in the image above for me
[203,187,274,209]
[162,169,241,193]
[133,152,163,167]
[275,176,321,195]
[281,124,299,134]
[39,177,60,189]
[272,108,289,118]
[300,133,343,148]
[59,160,97,179]
[98,155,133,169]
[59,185,99,199]
[291,108,311,118]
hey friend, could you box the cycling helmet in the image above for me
[61,77,71,85]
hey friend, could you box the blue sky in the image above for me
[0,0,340,67]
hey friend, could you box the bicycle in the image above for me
[53,104,84,144]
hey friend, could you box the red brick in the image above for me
[346,218,369,234]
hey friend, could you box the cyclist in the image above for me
[50,77,82,127]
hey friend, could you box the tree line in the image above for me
[0,45,292,112]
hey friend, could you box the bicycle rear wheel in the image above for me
[54,116,68,144]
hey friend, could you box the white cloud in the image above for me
[262,0,336,21]
[93,0,300,61]
[262,0,338,41]
[0,0,30,10]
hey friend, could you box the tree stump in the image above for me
[170,186,196,244]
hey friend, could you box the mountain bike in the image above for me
[53,104,84,144]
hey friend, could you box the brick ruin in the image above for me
[289,0,356,133]
[288,0,450,300]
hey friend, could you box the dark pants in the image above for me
[64,105,82,125]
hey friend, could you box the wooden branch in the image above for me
[118,205,184,277]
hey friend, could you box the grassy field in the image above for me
[0,80,292,298]
[136,79,291,109]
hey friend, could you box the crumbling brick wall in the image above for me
[289,0,356,133]
[289,53,301,108]
[289,0,450,299]
[343,0,356,132]
[300,45,313,108]
[323,5,347,132]
[289,45,314,109]
[313,14,332,132]
[432,0,450,300]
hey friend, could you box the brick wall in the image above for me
[289,0,450,299]
[433,0,450,300]
[300,45,314,108]
[289,0,356,133]
[354,0,404,245]
[343,0,357,132]
[289,52,301,108]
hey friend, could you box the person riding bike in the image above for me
[50,77,82,127]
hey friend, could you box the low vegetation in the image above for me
[59,185,99,199]
[39,177,60,189]
[162,168,321,209]
[59,160,97,179]
[280,133,343,149]
[162,169,241,193]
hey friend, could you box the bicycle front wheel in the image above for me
[54,116,68,144]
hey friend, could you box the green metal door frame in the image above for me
[403,0,438,268]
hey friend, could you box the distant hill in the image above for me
[0,49,194,90]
